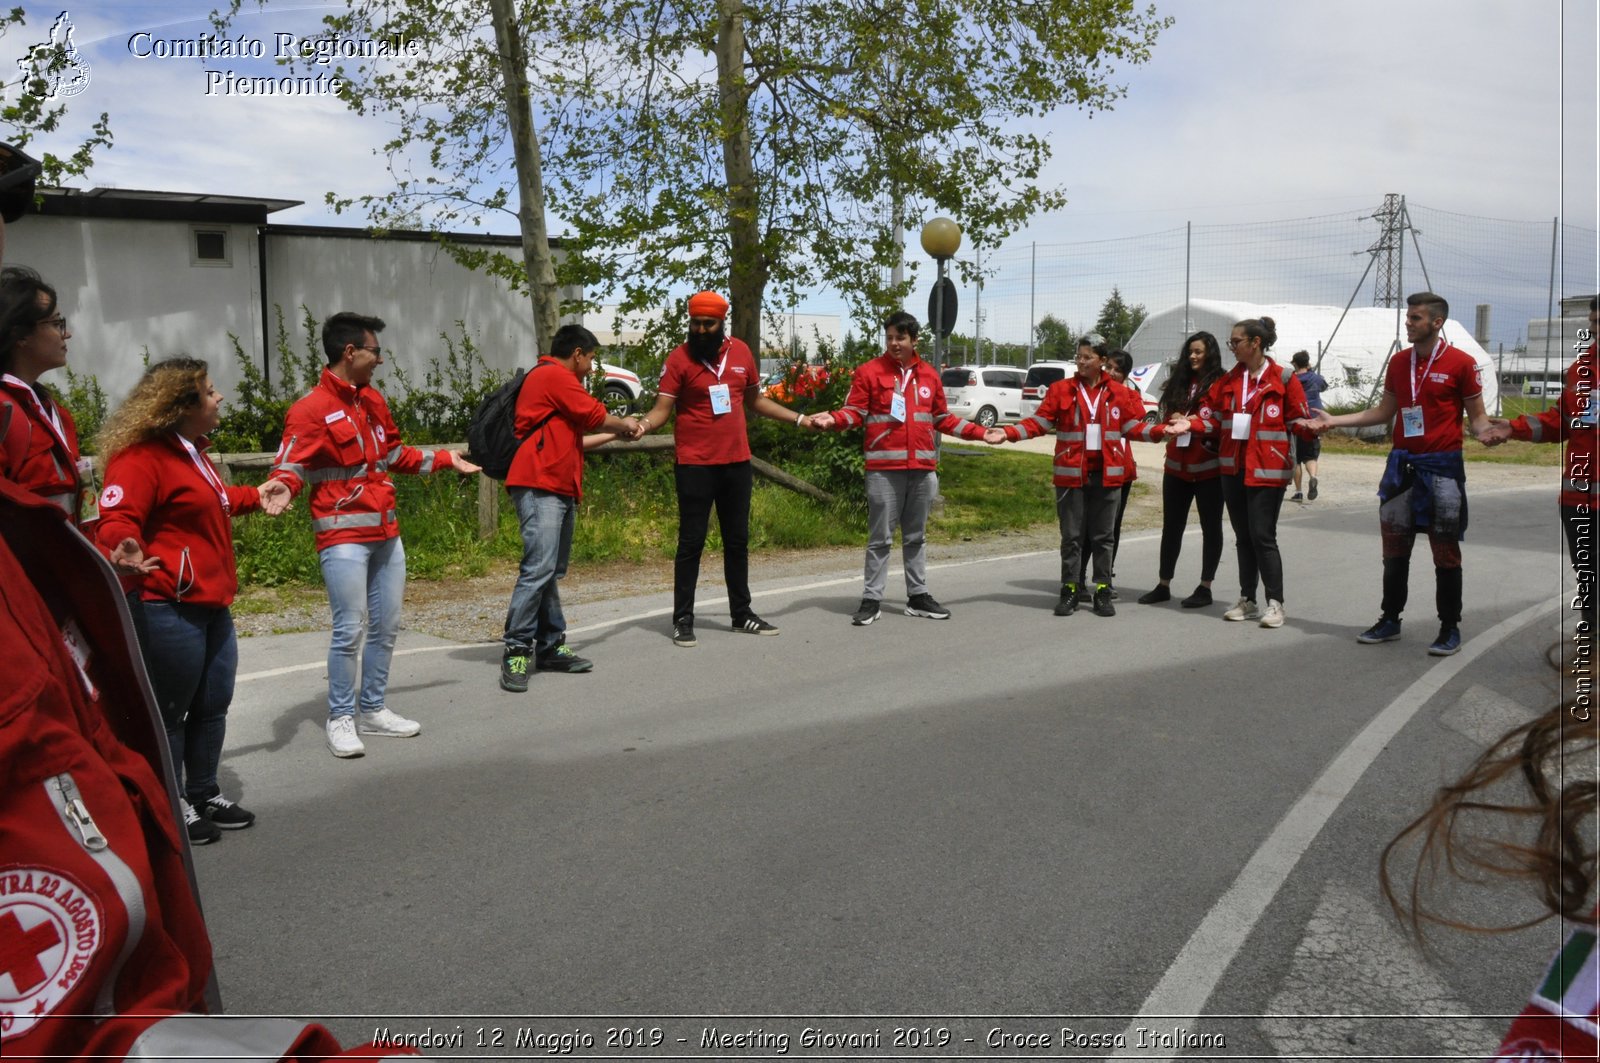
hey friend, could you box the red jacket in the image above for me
[506,357,608,498]
[1494,909,1600,1059]
[270,369,457,550]
[825,352,983,469]
[1004,375,1159,488]
[1509,342,1597,509]
[1160,379,1224,482]
[1194,359,1313,488]
[94,435,262,608]
[0,478,416,1062]
[1,373,83,522]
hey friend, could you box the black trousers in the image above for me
[1060,472,1118,588]
[674,462,754,624]
[1220,474,1286,604]
[1159,474,1224,583]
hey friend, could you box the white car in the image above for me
[1019,360,1075,420]
[597,361,644,411]
[940,365,1026,427]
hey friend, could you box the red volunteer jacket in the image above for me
[1194,359,1313,487]
[1161,379,1224,482]
[1494,910,1600,1060]
[1004,375,1160,488]
[0,373,83,521]
[1509,342,1598,509]
[505,357,608,499]
[0,477,416,1061]
[94,434,262,608]
[270,369,457,550]
[825,352,984,469]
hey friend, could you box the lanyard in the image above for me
[175,433,231,514]
[2,373,71,454]
[707,349,729,382]
[895,366,916,406]
[1410,338,1444,405]
[1077,380,1103,423]
[1238,363,1269,411]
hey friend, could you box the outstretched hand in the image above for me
[451,451,483,475]
[109,538,160,577]
[1477,418,1513,446]
[806,412,835,431]
[983,427,1006,445]
[1304,409,1335,435]
[258,478,293,516]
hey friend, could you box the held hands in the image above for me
[258,478,293,516]
[109,538,160,577]
[1304,409,1336,435]
[805,412,834,431]
[1165,415,1192,437]
[1476,418,1513,446]
[983,427,1006,445]
[626,416,648,441]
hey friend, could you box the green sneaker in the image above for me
[536,644,594,674]
[499,652,530,692]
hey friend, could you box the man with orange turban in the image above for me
[636,290,818,647]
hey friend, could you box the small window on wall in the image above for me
[191,228,230,267]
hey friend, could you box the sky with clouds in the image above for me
[4,0,1596,349]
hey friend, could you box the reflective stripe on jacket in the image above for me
[1003,375,1147,488]
[825,353,983,469]
[1195,360,1312,488]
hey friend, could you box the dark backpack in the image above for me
[466,365,558,481]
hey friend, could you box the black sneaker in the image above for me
[1357,617,1402,644]
[905,593,950,619]
[1180,585,1213,609]
[500,650,530,692]
[1290,491,1304,502]
[1092,583,1116,617]
[1307,476,1319,501]
[672,621,697,647]
[1428,626,1462,657]
[1054,584,1079,616]
[536,644,594,673]
[201,794,256,830]
[1137,585,1171,605]
[851,598,881,625]
[183,800,221,846]
[734,616,780,636]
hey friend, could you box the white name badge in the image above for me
[889,392,907,422]
[1230,412,1252,440]
[708,383,732,415]
[1176,432,1192,448]
[1400,404,1425,438]
[1086,424,1103,451]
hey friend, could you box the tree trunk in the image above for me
[488,0,561,354]
[715,0,765,355]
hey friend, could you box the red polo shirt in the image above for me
[658,337,760,466]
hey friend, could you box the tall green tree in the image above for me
[1093,285,1147,348]
[1,9,113,185]
[1033,314,1075,361]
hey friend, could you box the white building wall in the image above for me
[8,216,264,403]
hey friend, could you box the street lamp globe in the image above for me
[920,217,962,260]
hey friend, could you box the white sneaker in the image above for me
[1259,599,1285,628]
[326,716,365,758]
[1223,598,1260,622]
[357,707,421,738]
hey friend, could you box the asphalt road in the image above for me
[201,481,1583,1060]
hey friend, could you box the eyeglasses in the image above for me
[38,315,67,333]
[1227,337,1250,348]
[354,344,383,357]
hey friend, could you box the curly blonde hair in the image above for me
[96,357,210,461]
[1381,699,1597,938]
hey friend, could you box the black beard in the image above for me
[687,328,725,363]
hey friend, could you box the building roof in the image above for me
[37,186,303,223]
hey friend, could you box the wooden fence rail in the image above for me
[213,436,836,540]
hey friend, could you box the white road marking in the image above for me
[1111,598,1558,1060]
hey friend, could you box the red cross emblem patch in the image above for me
[0,867,103,1038]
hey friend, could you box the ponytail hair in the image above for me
[1234,315,1278,352]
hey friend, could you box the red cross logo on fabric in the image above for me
[0,909,61,993]
[0,867,103,1038]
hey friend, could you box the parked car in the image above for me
[1020,360,1075,420]
[597,361,645,411]
[941,364,1026,427]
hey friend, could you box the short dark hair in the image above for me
[884,311,919,340]
[1406,292,1449,321]
[322,312,385,364]
[1291,350,1311,368]
[550,323,599,360]
[1108,349,1133,377]
[0,266,57,374]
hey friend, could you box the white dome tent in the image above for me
[1125,298,1500,411]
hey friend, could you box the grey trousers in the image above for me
[864,468,934,601]
[1057,474,1118,587]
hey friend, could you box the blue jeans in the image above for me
[139,599,238,803]
[319,537,406,718]
[503,487,575,656]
